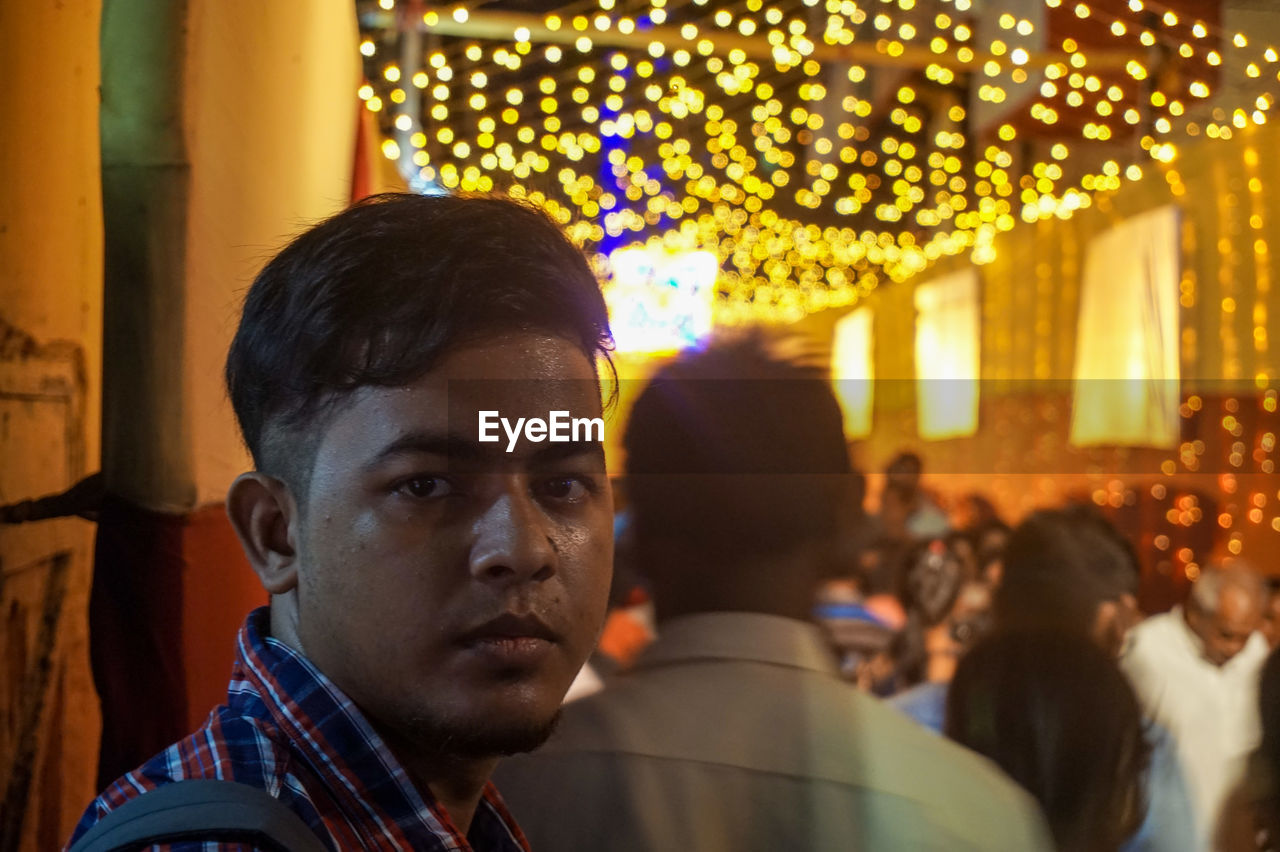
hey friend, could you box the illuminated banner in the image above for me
[831,306,875,438]
[605,246,717,354]
[915,268,981,440]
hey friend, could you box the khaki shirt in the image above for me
[496,612,1052,852]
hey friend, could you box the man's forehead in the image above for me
[321,381,601,445]
[312,333,607,461]
[445,378,603,407]
[435,332,600,380]
[1219,585,1262,619]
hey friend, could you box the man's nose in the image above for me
[469,489,557,584]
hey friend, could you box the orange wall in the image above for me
[0,0,104,845]
[181,505,263,730]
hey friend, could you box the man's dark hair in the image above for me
[622,330,851,561]
[994,506,1138,635]
[225,193,613,497]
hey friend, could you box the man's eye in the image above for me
[398,476,452,499]
[538,476,590,502]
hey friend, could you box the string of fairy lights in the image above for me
[1093,389,1280,575]
[356,0,1280,324]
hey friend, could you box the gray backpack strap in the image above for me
[68,779,330,852]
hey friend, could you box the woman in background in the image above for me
[947,630,1150,852]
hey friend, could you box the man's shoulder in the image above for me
[1129,609,1179,640]
[1122,610,1188,674]
[67,710,298,848]
[843,690,1046,820]
[497,665,1050,850]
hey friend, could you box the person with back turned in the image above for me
[495,332,1051,852]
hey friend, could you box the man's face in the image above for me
[291,332,613,759]
[1188,584,1263,666]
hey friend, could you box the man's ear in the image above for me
[226,472,300,595]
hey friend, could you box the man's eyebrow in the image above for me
[529,440,607,466]
[365,432,482,468]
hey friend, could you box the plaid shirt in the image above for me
[66,607,532,852]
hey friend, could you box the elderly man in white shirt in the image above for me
[1122,565,1269,851]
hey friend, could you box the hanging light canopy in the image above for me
[356,0,1280,324]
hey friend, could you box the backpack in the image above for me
[67,779,330,852]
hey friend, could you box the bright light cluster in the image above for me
[357,0,1280,324]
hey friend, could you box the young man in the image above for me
[495,333,1053,851]
[66,194,617,850]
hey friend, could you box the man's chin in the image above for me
[460,710,562,758]
[403,707,563,761]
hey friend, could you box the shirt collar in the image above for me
[1169,605,1209,660]
[634,611,840,675]
[230,607,528,852]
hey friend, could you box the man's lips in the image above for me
[458,612,560,644]
[455,613,564,669]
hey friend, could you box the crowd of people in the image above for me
[554,446,1280,852]
[62,193,1280,852]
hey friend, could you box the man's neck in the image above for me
[372,720,498,836]
[645,547,821,623]
[404,751,499,836]
[427,762,499,836]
